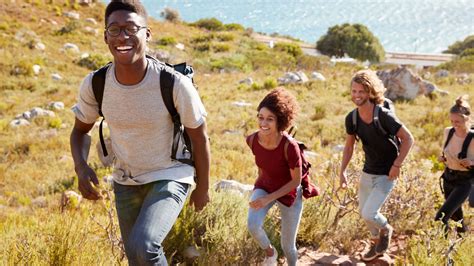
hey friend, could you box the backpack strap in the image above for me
[160,65,194,166]
[442,127,456,157]
[458,130,474,159]
[91,63,111,156]
[373,105,388,136]
[351,109,360,141]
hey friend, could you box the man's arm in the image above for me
[389,125,414,180]
[185,121,211,211]
[70,118,101,200]
[339,134,356,188]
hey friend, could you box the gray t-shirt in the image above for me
[72,59,207,185]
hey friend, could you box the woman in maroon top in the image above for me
[246,88,303,266]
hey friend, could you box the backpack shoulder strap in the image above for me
[91,64,111,117]
[351,108,360,141]
[159,66,180,124]
[459,130,474,159]
[443,127,456,150]
[373,105,388,136]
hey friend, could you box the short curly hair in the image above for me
[257,87,299,131]
[351,69,386,105]
[105,0,148,26]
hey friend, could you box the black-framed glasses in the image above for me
[105,24,147,37]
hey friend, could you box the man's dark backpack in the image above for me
[91,55,196,166]
[351,98,401,151]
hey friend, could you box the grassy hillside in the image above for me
[1,0,473,265]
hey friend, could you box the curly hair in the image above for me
[351,69,386,105]
[105,0,148,26]
[450,95,471,117]
[257,87,299,131]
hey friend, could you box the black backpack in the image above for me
[351,99,401,151]
[91,55,196,166]
[442,127,474,164]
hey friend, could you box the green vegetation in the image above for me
[439,35,474,72]
[0,1,473,265]
[316,23,385,63]
[444,35,474,55]
[160,7,181,23]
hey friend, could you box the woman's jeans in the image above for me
[114,180,190,266]
[358,172,395,237]
[435,178,472,232]
[247,187,303,266]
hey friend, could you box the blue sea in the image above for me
[142,0,474,54]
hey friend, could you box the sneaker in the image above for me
[362,240,381,261]
[376,225,393,255]
[262,246,278,266]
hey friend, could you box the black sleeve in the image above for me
[379,108,402,136]
[345,112,355,135]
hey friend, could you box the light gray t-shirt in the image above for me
[72,59,207,185]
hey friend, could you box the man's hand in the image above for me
[388,165,400,180]
[76,164,101,200]
[339,172,348,189]
[189,185,209,211]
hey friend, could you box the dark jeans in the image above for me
[435,178,472,233]
[114,180,190,266]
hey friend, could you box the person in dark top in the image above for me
[436,95,473,235]
[339,70,414,261]
[246,87,302,266]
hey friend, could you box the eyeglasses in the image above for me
[105,24,147,37]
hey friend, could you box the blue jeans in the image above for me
[247,187,303,266]
[114,180,190,266]
[358,172,395,237]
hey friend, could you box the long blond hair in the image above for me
[351,69,386,105]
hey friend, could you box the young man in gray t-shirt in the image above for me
[70,1,210,264]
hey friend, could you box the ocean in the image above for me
[141,0,474,54]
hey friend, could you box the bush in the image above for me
[192,18,224,31]
[212,43,230,53]
[215,33,235,42]
[274,42,303,58]
[316,23,385,63]
[224,23,245,31]
[160,7,180,23]
[55,20,80,35]
[459,47,474,58]
[443,35,474,55]
[157,36,177,46]
[77,53,110,70]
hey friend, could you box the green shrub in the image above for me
[210,55,251,72]
[192,18,224,31]
[157,36,177,46]
[0,22,9,31]
[76,53,110,70]
[443,35,474,55]
[263,78,277,90]
[212,43,230,52]
[311,105,327,121]
[316,23,385,63]
[191,34,214,43]
[48,117,62,129]
[224,23,245,31]
[215,33,235,42]
[274,42,303,58]
[459,47,474,58]
[160,7,180,23]
[56,20,80,35]
[194,42,211,52]
[10,61,34,76]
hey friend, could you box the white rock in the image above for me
[214,180,253,196]
[175,43,185,50]
[51,73,62,80]
[63,11,80,20]
[311,72,326,81]
[85,18,97,25]
[332,144,345,152]
[30,107,55,118]
[9,119,30,128]
[64,43,80,53]
[35,42,45,50]
[239,77,253,85]
[436,69,449,78]
[48,101,65,110]
[32,64,41,75]
[231,100,252,107]
[304,150,319,159]
[84,26,99,35]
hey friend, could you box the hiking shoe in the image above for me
[262,246,278,266]
[376,225,393,255]
[362,240,380,261]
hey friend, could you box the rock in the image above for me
[214,180,253,196]
[85,18,97,25]
[63,11,80,20]
[34,42,45,50]
[30,107,55,118]
[311,72,326,81]
[303,150,318,159]
[222,129,241,135]
[64,43,80,53]
[175,43,185,50]
[60,190,82,212]
[9,119,30,128]
[231,100,252,107]
[16,110,32,120]
[84,26,99,35]
[51,73,62,80]
[32,196,47,208]
[376,66,440,100]
[278,71,309,85]
[456,73,471,85]
[48,101,65,110]
[32,64,41,75]
[183,246,200,259]
[435,69,449,78]
[239,77,253,85]
[332,144,345,152]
